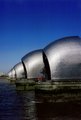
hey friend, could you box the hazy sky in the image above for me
[0,0,81,73]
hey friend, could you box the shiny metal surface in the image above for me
[22,49,45,79]
[44,36,81,81]
[8,68,16,79]
[8,71,12,78]
[14,62,25,79]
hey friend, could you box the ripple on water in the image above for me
[0,79,81,120]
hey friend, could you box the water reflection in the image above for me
[16,91,36,120]
[0,79,81,120]
[35,92,81,120]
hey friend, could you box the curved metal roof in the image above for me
[8,71,12,78]
[14,62,25,79]
[22,49,45,79]
[44,36,81,81]
[8,68,16,79]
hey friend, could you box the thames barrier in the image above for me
[8,36,81,94]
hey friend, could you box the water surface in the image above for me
[0,79,81,120]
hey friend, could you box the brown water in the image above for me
[0,79,81,120]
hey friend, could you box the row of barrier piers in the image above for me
[6,78,81,102]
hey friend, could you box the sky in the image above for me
[0,0,81,73]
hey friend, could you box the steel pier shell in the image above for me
[22,49,45,79]
[8,68,16,79]
[14,62,25,79]
[44,36,81,81]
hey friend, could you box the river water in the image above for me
[0,79,81,120]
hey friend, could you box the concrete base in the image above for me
[14,79,81,101]
[16,79,36,90]
[15,79,81,91]
[9,79,16,83]
[35,81,81,90]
